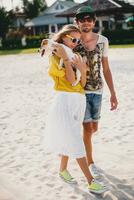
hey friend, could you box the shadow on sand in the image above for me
[69,170,134,200]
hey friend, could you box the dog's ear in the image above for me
[41,49,45,57]
[41,39,48,49]
[42,39,48,46]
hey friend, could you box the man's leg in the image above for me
[83,93,102,166]
[83,122,98,166]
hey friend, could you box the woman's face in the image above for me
[62,31,81,49]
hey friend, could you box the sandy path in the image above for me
[0,48,134,200]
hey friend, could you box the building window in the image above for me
[57,23,67,30]
[55,4,64,10]
[94,20,99,33]
[35,25,49,35]
[51,25,56,33]
[60,5,64,9]
[95,20,99,27]
[102,21,109,30]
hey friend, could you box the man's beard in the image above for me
[81,27,92,33]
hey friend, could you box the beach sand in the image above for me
[0,48,134,200]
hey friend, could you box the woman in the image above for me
[44,24,106,194]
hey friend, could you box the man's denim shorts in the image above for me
[83,93,102,123]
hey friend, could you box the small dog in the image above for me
[39,39,81,86]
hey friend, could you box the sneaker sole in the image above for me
[89,188,108,194]
[59,175,77,184]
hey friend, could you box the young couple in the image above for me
[44,6,118,194]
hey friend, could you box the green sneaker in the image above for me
[59,169,77,184]
[88,179,108,194]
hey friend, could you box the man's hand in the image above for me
[110,93,118,111]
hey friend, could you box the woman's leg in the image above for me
[59,155,77,184]
[59,155,69,172]
[76,157,93,184]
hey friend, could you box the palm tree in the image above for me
[22,0,47,19]
[0,7,10,39]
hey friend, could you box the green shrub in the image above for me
[1,34,48,49]
[26,35,45,48]
[2,38,22,49]
[102,29,134,44]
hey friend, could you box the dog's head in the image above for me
[39,39,50,56]
[39,39,58,56]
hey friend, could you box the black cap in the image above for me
[75,6,95,19]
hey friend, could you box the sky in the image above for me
[0,0,133,11]
[0,0,87,10]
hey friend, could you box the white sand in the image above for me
[0,48,134,200]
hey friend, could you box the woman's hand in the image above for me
[71,54,87,73]
[51,43,68,60]
[71,54,87,87]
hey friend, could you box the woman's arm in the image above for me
[80,69,87,87]
[71,54,87,87]
[52,44,76,84]
[63,59,76,84]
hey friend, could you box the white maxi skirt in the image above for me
[44,91,86,159]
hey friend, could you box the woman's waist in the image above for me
[54,91,86,106]
[54,90,85,96]
[54,85,84,94]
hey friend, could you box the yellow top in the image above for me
[48,55,84,94]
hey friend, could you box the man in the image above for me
[74,6,118,177]
[41,6,118,185]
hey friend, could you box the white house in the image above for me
[24,0,77,35]
[56,0,134,33]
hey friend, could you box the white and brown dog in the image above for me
[39,39,81,86]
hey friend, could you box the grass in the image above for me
[0,44,134,55]
[0,48,39,55]
[109,44,134,48]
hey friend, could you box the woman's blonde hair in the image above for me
[53,24,81,43]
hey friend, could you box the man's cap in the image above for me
[75,6,95,18]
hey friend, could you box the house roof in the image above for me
[41,0,77,14]
[56,0,134,17]
[25,0,77,27]
[25,14,71,27]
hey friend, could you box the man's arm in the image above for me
[102,57,118,110]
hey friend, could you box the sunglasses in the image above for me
[65,34,80,44]
[78,16,94,23]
